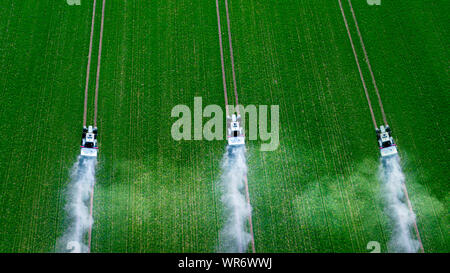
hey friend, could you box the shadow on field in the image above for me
[292,158,446,252]
[90,159,221,252]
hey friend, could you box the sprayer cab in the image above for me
[227,114,245,146]
[81,126,98,157]
[376,125,397,157]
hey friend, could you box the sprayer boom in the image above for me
[376,125,397,157]
[81,126,98,157]
[227,114,245,146]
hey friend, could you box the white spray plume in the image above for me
[219,145,252,253]
[380,155,420,253]
[58,155,97,253]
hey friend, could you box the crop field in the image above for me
[0,0,447,253]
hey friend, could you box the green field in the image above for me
[0,0,447,253]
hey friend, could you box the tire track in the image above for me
[215,0,255,253]
[87,0,106,252]
[346,2,423,251]
[83,0,97,127]
[222,0,256,253]
[94,0,106,128]
[347,0,387,125]
[324,4,389,246]
[339,0,424,252]
[215,0,229,116]
[224,0,239,108]
[401,182,425,252]
[337,0,377,129]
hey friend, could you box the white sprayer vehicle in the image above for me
[227,114,245,146]
[376,125,397,157]
[81,126,98,157]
